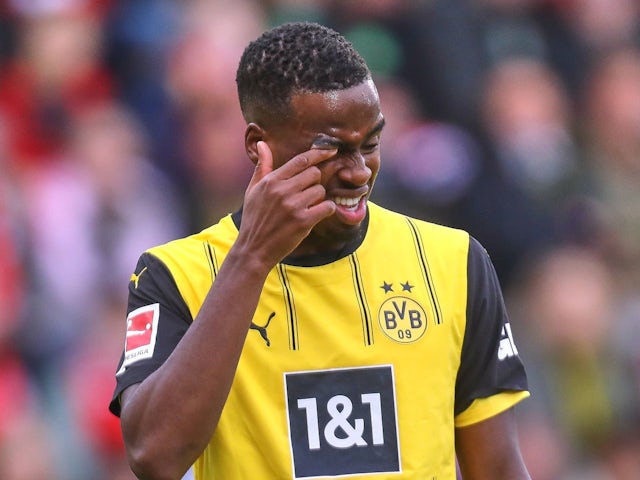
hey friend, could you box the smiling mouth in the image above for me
[333,195,364,210]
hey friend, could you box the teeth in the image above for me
[334,196,361,208]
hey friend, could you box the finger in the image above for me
[248,141,274,189]
[302,146,338,167]
[305,199,336,225]
[288,184,336,224]
[283,162,323,191]
[274,146,337,179]
[294,183,328,209]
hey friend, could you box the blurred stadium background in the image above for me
[0,0,639,479]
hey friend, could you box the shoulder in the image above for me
[368,202,470,252]
[146,214,238,268]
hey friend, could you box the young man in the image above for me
[110,22,531,480]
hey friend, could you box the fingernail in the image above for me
[311,138,336,150]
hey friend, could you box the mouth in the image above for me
[334,195,362,210]
[331,193,368,225]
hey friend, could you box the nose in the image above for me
[338,152,372,186]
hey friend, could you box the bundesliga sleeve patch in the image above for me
[122,303,160,368]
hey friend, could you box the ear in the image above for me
[245,123,265,165]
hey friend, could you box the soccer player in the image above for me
[110,22,531,480]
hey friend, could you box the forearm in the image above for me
[121,247,271,479]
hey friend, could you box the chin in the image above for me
[313,216,364,245]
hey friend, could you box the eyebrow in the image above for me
[369,117,386,137]
[314,117,386,149]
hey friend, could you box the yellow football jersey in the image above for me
[111,202,529,479]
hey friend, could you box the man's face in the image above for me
[264,79,384,254]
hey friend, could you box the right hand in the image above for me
[235,141,337,267]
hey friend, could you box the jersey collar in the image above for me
[231,207,369,267]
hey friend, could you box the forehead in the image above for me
[289,79,382,135]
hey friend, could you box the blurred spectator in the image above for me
[372,78,481,228]
[516,410,569,480]
[535,0,640,103]
[0,402,58,480]
[0,2,114,171]
[579,47,640,284]
[16,101,186,376]
[379,0,551,128]
[0,232,30,459]
[12,100,185,479]
[69,102,187,294]
[481,57,580,203]
[103,0,182,178]
[165,0,263,228]
[458,55,590,284]
[0,116,24,351]
[552,0,640,55]
[511,246,640,479]
[63,295,137,480]
[0,98,32,455]
[266,0,330,25]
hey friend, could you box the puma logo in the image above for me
[130,267,147,289]
[250,312,275,347]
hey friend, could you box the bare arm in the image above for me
[119,142,337,480]
[455,408,531,480]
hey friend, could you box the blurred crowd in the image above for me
[0,0,639,479]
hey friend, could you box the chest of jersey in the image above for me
[195,223,469,479]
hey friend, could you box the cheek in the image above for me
[317,159,341,184]
[366,155,381,178]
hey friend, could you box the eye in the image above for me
[361,138,380,153]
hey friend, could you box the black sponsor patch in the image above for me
[285,365,400,478]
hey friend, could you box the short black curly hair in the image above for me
[236,22,371,126]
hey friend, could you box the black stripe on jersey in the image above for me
[406,218,442,325]
[349,253,374,346]
[203,242,219,281]
[277,264,299,350]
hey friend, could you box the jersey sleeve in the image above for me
[109,252,193,417]
[454,236,529,426]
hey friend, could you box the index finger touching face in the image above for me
[277,144,337,178]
